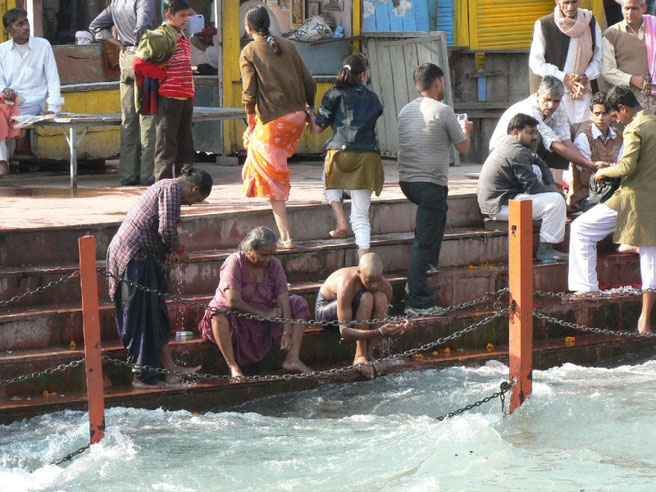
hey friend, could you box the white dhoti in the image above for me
[0,139,6,161]
[491,192,567,244]
[568,203,656,291]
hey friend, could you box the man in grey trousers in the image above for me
[90,0,158,186]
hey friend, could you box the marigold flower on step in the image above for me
[42,390,49,398]
[432,351,440,356]
[565,336,576,346]
[487,343,494,352]
[69,340,76,350]
[413,353,425,360]
[444,347,451,356]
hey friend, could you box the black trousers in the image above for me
[154,97,194,180]
[400,181,449,309]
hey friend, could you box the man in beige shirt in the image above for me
[601,0,656,111]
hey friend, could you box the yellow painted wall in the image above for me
[466,0,604,50]
[0,0,17,42]
[33,89,122,161]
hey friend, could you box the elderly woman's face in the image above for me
[246,244,276,267]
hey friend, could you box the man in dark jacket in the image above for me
[478,113,568,262]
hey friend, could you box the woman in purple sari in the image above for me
[198,226,311,378]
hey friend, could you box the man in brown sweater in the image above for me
[601,0,656,112]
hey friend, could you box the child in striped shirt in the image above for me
[154,0,194,181]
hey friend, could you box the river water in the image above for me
[2,360,656,491]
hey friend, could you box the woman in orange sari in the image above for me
[240,5,316,249]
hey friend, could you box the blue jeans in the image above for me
[400,181,449,309]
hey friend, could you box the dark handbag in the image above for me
[588,174,621,205]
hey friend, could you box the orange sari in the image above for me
[242,110,306,201]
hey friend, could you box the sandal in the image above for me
[277,239,295,250]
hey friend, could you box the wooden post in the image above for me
[78,235,105,444]
[508,200,533,413]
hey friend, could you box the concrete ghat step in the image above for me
[1,334,655,424]
[0,293,647,400]
[0,195,483,267]
[0,252,642,352]
[0,227,509,308]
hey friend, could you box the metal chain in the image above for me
[101,309,509,383]
[435,381,513,421]
[0,358,85,386]
[534,286,655,300]
[49,444,91,466]
[97,267,508,327]
[0,271,79,309]
[534,310,656,338]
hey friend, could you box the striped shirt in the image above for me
[159,34,194,99]
[397,97,466,187]
[106,180,182,299]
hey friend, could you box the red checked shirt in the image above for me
[159,33,194,99]
[106,180,182,299]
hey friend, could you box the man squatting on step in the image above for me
[478,113,569,263]
[314,253,411,378]
[569,87,656,334]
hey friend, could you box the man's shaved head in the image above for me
[358,253,383,278]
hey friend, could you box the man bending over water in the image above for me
[315,253,410,378]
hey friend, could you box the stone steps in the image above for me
[0,292,647,403]
[0,228,508,308]
[0,252,640,353]
[0,195,484,267]
[2,331,654,424]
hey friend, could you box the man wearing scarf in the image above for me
[529,0,602,136]
[602,0,656,114]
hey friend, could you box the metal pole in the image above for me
[78,235,105,444]
[508,200,533,413]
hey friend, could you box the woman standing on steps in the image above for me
[310,55,384,260]
[198,226,311,379]
[239,5,316,250]
[106,166,213,388]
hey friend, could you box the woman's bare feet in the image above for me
[637,315,652,335]
[171,364,201,374]
[329,228,348,239]
[282,355,311,373]
[352,356,375,379]
[618,244,640,255]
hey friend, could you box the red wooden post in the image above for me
[78,235,105,444]
[508,200,533,413]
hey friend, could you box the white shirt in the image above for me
[572,124,623,169]
[489,94,571,152]
[601,20,644,88]
[0,36,64,114]
[528,11,602,125]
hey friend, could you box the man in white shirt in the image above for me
[0,8,64,179]
[529,0,602,133]
[489,76,609,185]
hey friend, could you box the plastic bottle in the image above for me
[332,23,344,39]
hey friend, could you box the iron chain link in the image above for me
[0,358,85,386]
[534,310,656,338]
[49,444,91,466]
[0,271,79,309]
[534,287,656,300]
[101,309,509,383]
[435,381,513,421]
[97,267,508,327]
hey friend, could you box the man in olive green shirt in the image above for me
[568,86,656,334]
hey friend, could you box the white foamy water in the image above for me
[2,360,656,491]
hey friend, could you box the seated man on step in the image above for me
[478,113,569,262]
[0,8,64,179]
[314,253,410,378]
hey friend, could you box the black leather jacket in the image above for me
[315,84,383,152]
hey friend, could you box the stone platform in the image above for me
[0,161,650,422]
